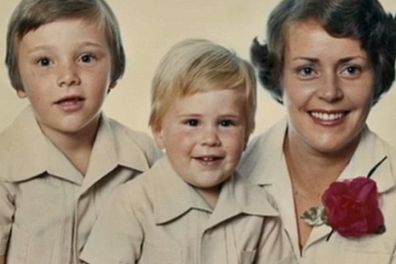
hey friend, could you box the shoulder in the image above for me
[243,120,286,159]
[0,119,28,180]
[232,173,279,216]
[107,118,153,145]
[0,126,17,159]
[106,117,162,165]
[0,107,43,162]
[240,120,286,177]
[381,140,396,179]
[114,163,161,210]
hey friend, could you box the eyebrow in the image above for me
[292,57,319,63]
[26,41,105,53]
[292,55,367,63]
[338,56,367,63]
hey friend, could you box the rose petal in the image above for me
[321,177,384,238]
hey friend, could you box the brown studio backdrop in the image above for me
[0,0,395,146]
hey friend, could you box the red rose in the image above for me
[322,177,385,238]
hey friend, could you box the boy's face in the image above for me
[16,19,113,137]
[153,89,247,200]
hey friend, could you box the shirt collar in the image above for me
[1,107,150,186]
[150,157,277,227]
[243,119,396,192]
[0,106,49,182]
[79,115,151,193]
[338,126,396,193]
[241,119,396,255]
[240,118,288,187]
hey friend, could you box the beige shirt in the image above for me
[81,157,295,264]
[240,119,396,264]
[0,107,161,264]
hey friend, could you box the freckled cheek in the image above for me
[19,68,43,86]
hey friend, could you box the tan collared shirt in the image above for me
[81,157,295,264]
[240,119,396,264]
[0,107,161,264]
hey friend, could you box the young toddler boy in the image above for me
[81,39,294,263]
[0,0,160,263]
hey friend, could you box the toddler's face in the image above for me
[154,89,247,202]
[16,18,113,138]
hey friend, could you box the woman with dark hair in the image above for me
[240,0,396,262]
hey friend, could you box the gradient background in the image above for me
[0,0,395,146]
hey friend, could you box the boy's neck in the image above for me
[197,185,222,209]
[39,117,101,176]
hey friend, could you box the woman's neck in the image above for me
[283,131,360,196]
[283,128,362,251]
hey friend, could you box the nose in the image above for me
[200,126,221,147]
[317,73,343,102]
[57,62,80,87]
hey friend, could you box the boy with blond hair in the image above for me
[82,39,295,264]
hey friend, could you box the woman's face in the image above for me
[282,20,375,155]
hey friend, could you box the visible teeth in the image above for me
[201,157,215,161]
[311,112,344,121]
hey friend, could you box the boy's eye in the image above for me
[80,53,96,63]
[36,57,51,67]
[184,119,199,126]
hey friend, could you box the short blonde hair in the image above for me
[149,39,257,135]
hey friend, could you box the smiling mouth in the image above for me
[194,155,224,166]
[196,156,222,161]
[309,111,348,121]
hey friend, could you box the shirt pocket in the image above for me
[7,225,58,264]
[6,226,30,263]
[139,241,181,264]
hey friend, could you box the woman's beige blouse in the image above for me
[239,119,396,263]
[0,106,161,264]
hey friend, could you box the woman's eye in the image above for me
[297,66,316,78]
[342,65,362,77]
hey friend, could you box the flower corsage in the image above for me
[301,156,388,240]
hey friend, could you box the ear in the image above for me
[110,80,117,89]
[17,89,27,99]
[107,81,117,94]
[243,133,250,151]
[151,123,166,150]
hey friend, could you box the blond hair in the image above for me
[149,39,257,135]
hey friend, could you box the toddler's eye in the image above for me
[219,119,236,127]
[184,119,199,126]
